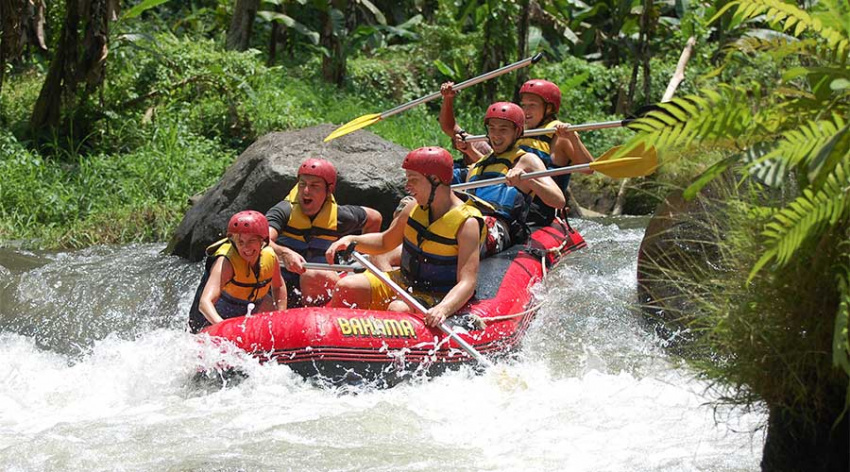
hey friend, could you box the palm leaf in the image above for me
[757,116,847,179]
[626,87,755,153]
[752,155,850,273]
[713,0,850,57]
[740,142,785,187]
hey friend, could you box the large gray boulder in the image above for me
[167,124,408,261]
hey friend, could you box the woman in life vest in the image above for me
[455,102,566,255]
[517,79,594,225]
[325,147,484,327]
[188,211,286,333]
[266,158,382,306]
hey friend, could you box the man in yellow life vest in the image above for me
[517,79,594,225]
[454,102,566,256]
[325,147,484,327]
[266,158,382,307]
[188,211,286,333]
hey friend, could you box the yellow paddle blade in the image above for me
[323,113,383,142]
[590,143,658,179]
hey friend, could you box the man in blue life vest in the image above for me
[188,210,286,334]
[440,80,594,226]
[455,101,566,255]
[517,79,594,225]
[325,147,484,327]
[266,158,382,306]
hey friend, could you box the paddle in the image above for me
[302,262,364,272]
[451,143,658,192]
[324,53,544,142]
[461,103,663,143]
[345,249,495,369]
[463,118,637,143]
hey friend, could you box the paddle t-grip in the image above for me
[334,241,357,265]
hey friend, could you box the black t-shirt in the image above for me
[266,200,368,239]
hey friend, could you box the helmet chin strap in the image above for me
[421,176,440,209]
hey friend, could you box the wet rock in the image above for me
[635,185,727,349]
[167,124,408,261]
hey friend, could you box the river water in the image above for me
[0,219,765,471]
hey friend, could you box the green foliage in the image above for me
[629,0,850,424]
[106,34,269,147]
[0,122,231,248]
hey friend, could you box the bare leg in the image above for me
[329,274,373,309]
[387,299,415,313]
[370,245,402,271]
[300,269,340,306]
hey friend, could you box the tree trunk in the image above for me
[267,3,282,66]
[25,0,48,52]
[662,36,695,102]
[420,0,437,22]
[761,403,849,472]
[0,0,23,95]
[626,0,653,111]
[613,29,688,216]
[226,0,259,51]
[29,0,109,141]
[640,0,653,106]
[320,0,347,86]
[514,0,530,103]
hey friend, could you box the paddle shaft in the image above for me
[380,53,543,120]
[303,262,361,272]
[462,118,634,143]
[451,161,593,191]
[349,251,495,368]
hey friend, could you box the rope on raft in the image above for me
[473,300,548,324]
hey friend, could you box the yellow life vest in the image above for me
[207,239,277,304]
[278,186,342,261]
[517,119,561,168]
[401,197,485,294]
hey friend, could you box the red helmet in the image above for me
[227,210,269,241]
[484,102,524,133]
[298,158,337,193]
[519,79,561,114]
[402,147,454,185]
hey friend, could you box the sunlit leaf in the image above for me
[122,0,170,20]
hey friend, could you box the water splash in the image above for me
[0,222,764,471]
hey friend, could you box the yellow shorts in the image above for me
[364,269,443,311]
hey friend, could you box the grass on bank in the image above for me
[640,173,849,430]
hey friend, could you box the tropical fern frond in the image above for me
[807,123,850,189]
[733,34,815,60]
[753,155,850,272]
[714,0,850,59]
[626,87,756,153]
[762,115,847,173]
[741,142,786,187]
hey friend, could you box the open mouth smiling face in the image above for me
[486,118,520,154]
[297,174,329,216]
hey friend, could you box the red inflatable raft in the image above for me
[200,219,586,386]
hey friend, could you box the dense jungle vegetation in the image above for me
[1,0,848,469]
